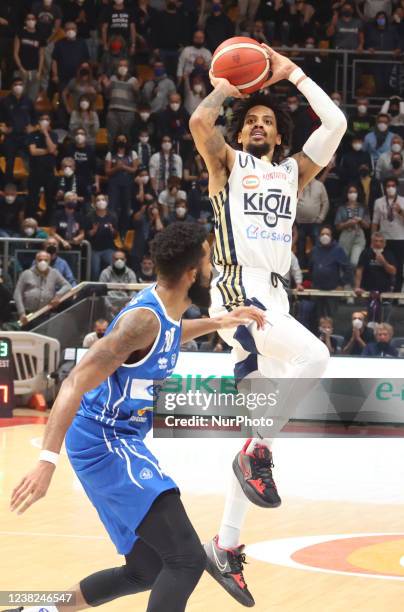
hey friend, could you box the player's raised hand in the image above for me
[208,69,248,99]
[10,462,55,515]
[219,305,266,330]
[259,45,298,89]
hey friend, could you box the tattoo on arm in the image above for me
[197,87,228,124]
[205,129,226,155]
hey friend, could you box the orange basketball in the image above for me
[211,37,270,95]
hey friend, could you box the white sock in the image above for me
[23,606,59,612]
[246,437,273,453]
[218,472,249,549]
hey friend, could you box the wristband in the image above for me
[288,67,306,86]
[39,450,59,466]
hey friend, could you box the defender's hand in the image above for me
[208,69,247,99]
[11,461,56,515]
[218,306,266,330]
[259,45,298,88]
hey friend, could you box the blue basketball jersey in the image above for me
[76,284,182,439]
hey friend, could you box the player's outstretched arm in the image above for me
[189,73,243,178]
[181,306,266,344]
[10,308,159,515]
[261,46,347,191]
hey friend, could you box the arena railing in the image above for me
[0,237,92,284]
[272,46,403,104]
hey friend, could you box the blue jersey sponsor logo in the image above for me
[246,224,291,243]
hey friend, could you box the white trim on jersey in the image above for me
[151,287,181,326]
[120,438,164,479]
[108,376,130,426]
[98,376,113,423]
[115,446,144,489]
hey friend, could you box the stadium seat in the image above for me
[35,92,52,113]
[137,64,154,85]
[123,230,135,251]
[0,156,28,180]
[95,94,104,112]
[96,128,108,149]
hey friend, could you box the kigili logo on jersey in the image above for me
[242,175,260,190]
[244,188,292,228]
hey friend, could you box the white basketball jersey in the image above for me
[210,150,298,308]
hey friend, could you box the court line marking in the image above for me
[0,530,108,540]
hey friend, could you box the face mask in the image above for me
[194,41,203,49]
[40,119,50,128]
[13,85,24,96]
[352,142,362,151]
[176,207,187,218]
[193,84,203,94]
[199,178,208,187]
[377,122,388,132]
[352,318,363,330]
[37,260,49,272]
[75,134,86,144]
[46,245,57,255]
[212,3,221,12]
[162,142,172,152]
[64,167,74,177]
[373,248,383,256]
[80,100,90,110]
[96,200,107,210]
[114,259,126,270]
[359,167,369,177]
[80,68,90,77]
[5,195,16,204]
[288,103,298,112]
[66,30,77,40]
[140,175,149,184]
[66,202,77,211]
[140,112,150,121]
[386,186,397,197]
[347,192,358,202]
[117,139,126,147]
[24,227,35,236]
[392,159,401,169]
[154,67,165,78]
[26,20,36,28]
[139,135,149,144]
[342,10,352,17]
[376,17,386,27]
[392,143,402,153]
[170,102,180,112]
[320,234,331,246]
[305,42,315,48]
[357,104,367,114]
[332,98,341,107]
[118,66,128,76]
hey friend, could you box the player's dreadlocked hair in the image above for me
[150,222,207,282]
[229,93,292,163]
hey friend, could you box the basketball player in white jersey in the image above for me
[189,45,347,606]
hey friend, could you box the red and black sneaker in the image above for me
[204,536,255,607]
[233,439,281,508]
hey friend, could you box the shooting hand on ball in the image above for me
[209,69,248,99]
[259,45,298,88]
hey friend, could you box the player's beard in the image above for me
[246,142,271,158]
[188,270,212,309]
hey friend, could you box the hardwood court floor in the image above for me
[1,418,404,612]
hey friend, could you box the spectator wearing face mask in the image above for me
[101,0,137,57]
[34,237,77,286]
[204,1,235,52]
[32,0,62,91]
[255,0,291,47]
[51,191,84,250]
[55,158,83,209]
[337,136,372,185]
[27,113,58,222]
[342,310,374,355]
[105,134,139,236]
[375,136,404,182]
[168,199,194,224]
[380,95,404,127]
[102,59,139,146]
[14,250,72,325]
[0,184,26,238]
[317,316,338,355]
[21,218,48,240]
[13,13,45,101]
[51,22,90,92]
[62,0,97,61]
[134,130,152,167]
[100,35,129,78]
[64,128,98,200]
[364,11,401,95]
[309,226,352,291]
[362,322,398,357]
[99,250,137,302]
[149,136,183,193]
[68,94,100,146]
[327,2,364,50]
[82,318,109,348]
[335,183,370,267]
[85,194,118,280]
[142,61,176,114]
[347,97,375,139]
[156,93,191,157]
[145,201,166,242]
[285,94,315,154]
[131,104,158,147]
[363,114,395,164]
[0,78,36,184]
[187,169,213,229]
[355,231,396,296]
[133,166,157,211]
[295,178,330,267]
[176,30,212,87]
[184,73,207,116]
[157,176,186,217]
[356,163,382,216]
[372,178,404,292]
[63,62,99,116]
[149,0,191,78]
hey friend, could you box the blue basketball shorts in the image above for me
[65,415,178,554]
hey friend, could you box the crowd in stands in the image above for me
[0,0,404,356]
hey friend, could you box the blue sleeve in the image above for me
[60,259,77,287]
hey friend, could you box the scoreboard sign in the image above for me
[0,338,15,417]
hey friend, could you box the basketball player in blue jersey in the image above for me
[190,46,347,606]
[8,222,266,612]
